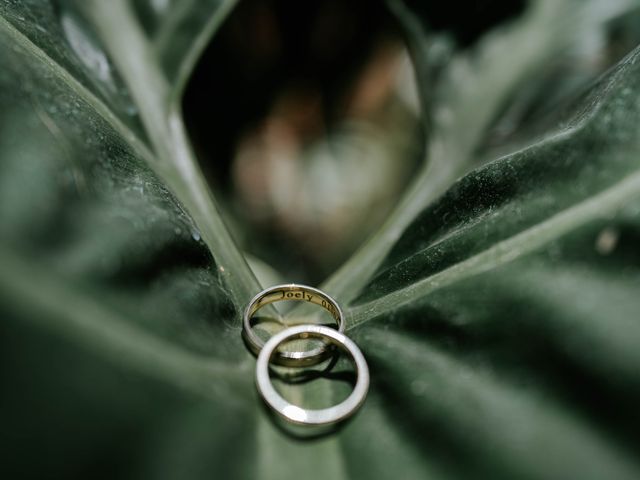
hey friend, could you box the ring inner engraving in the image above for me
[242,284,345,366]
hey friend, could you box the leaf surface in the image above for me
[1,1,640,479]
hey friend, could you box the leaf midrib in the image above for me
[285,0,596,324]
[154,0,239,102]
[347,163,640,329]
[83,0,263,310]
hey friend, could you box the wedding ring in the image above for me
[256,325,369,425]
[242,284,345,366]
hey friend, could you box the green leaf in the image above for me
[2,0,640,479]
[130,0,238,100]
[306,0,628,310]
[346,45,640,479]
[0,1,257,477]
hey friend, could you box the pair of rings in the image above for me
[243,284,369,426]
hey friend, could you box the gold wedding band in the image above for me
[242,284,345,366]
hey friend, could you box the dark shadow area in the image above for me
[268,352,357,386]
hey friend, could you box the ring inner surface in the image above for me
[250,286,340,323]
[245,285,344,366]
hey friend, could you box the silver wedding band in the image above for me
[256,324,369,426]
[242,284,345,366]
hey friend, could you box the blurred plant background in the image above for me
[178,0,640,283]
[3,0,640,479]
[181,0,527,282]
[184,0,420,282]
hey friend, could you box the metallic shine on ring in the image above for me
[256,324,369,425]
[243,284,345,366]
